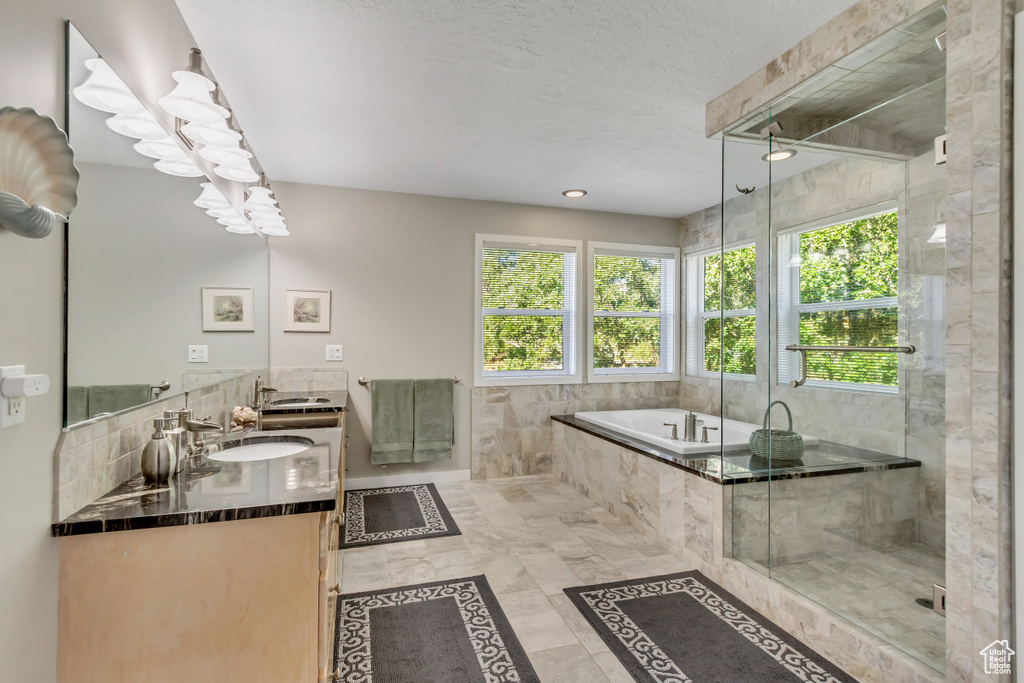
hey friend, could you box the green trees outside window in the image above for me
[793,210,899,387]
[481,247,570,373]
[592,254,670,370]
[698,244,757,375]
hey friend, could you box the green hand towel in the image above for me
[413,378,454,463]
[88,384,152,418]
[66,386,89,425]
[370,380,415,464]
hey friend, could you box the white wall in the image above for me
[68,162,268,400]
[1,2,205,679]
[268,183,679,480]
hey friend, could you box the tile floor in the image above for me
[770,543,946,673]
[340,474,694,682]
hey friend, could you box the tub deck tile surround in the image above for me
[551,414,921,485]
[552,421,941,682]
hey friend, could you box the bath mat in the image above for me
[342,483,460,548]
[564,571,857,683]
[335,575,540,682]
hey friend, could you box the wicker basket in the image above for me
[748,401,804,466]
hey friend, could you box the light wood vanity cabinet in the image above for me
[56,422,346,683]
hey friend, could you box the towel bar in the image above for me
[358,376,460,387]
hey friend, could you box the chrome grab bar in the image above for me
[358,376,460,387]
[785,344,915,388]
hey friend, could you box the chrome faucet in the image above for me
[253,376,278,409]
[683,410,703,442]
[663,422,678,440]
[184,415,223,455]
[701,425,719,443]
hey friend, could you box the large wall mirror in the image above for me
[64,23,269,427]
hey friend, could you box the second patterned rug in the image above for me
[341,483,461,549]
[564,570,858,683]
[335,575,539,682]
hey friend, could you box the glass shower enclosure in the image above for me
[711,3,948,672]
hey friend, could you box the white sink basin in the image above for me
[208,435,314,462]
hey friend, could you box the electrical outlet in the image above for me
[0,366,26,429]
[326,345,343,362]
[188,345,209,363]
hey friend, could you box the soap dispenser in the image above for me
[141,418,177,484]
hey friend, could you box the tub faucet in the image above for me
[683,410,703,442]
[663,423,678,440]
[701,425,719,443]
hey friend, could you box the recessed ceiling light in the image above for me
[562,189,587,198]
[761,148,797,162]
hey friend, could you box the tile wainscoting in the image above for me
[53,371,265,521]
[470,382,680,479]
[552,421,941,683]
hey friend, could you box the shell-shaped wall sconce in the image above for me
[0,107,80,239]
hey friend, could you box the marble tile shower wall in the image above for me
[53,371,263,521]
[678,151,947,551]
[470,382,679,478]
[269,367,349,393]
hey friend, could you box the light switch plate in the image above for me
[188,345,209,363]
[326,345,343,362]
[0,365,26,429]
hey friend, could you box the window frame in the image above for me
[685,241,757,381]
[586,241,680,383]
[474,234,583,386]
[777,201,900,394]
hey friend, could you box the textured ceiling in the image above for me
[174,0,861,218]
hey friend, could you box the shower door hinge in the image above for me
[933,584,947,616]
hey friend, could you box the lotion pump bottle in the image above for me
[141,418,177,484]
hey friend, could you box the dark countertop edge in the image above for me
[51,498,337,538]
[551,414,921,486]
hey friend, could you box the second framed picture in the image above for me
[285,289,331,332]
[202,287,255,332]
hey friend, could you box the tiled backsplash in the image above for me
[269,367,349,394]
[54,371,264,521]
[471,382,680,478]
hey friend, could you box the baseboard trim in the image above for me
[343,469,472,490]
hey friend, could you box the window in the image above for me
[778,205,899,392]
[475,235,581,385]
[588,242,679,381]
[686,243,756,378]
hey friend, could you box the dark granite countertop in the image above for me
[552,414,920,485]
[52,435,339,538]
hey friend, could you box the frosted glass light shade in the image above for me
[206,207,240,219]
[217,215,256,234]
[133,137,187,161]
[181,117,241,148]
[154,158,204,177]
[243,187,279,215]
[73,59,146,115]
[214,162,260,183]
[107,111,166,140]
[159,70,229,125]
[194,182,232,210]
[927,223,946,244]
[259,225,290,237]
[225,224,257,234]
[198,144,252,167]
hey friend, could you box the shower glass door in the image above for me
[721,2,948,672]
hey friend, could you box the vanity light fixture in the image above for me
[217,216,256,234]
[243,186,279,216]
[154,158,204,178]
[927,222,947,244]
[205,207,241,219]
[181,115,242,149]
[214,160,260,184]
[73,58,146,115]
[562,189,587,198]
[199,143,253,168]
[133,136,188,161]
[259,225,290,237]
[194,182,232,210]
[106,111,166,140]
[158,49,229,125]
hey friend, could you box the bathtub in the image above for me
[573,408,819,456]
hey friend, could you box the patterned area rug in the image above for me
[564,571,858,683]
[335,575,540,682]
[341,483,461,548]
